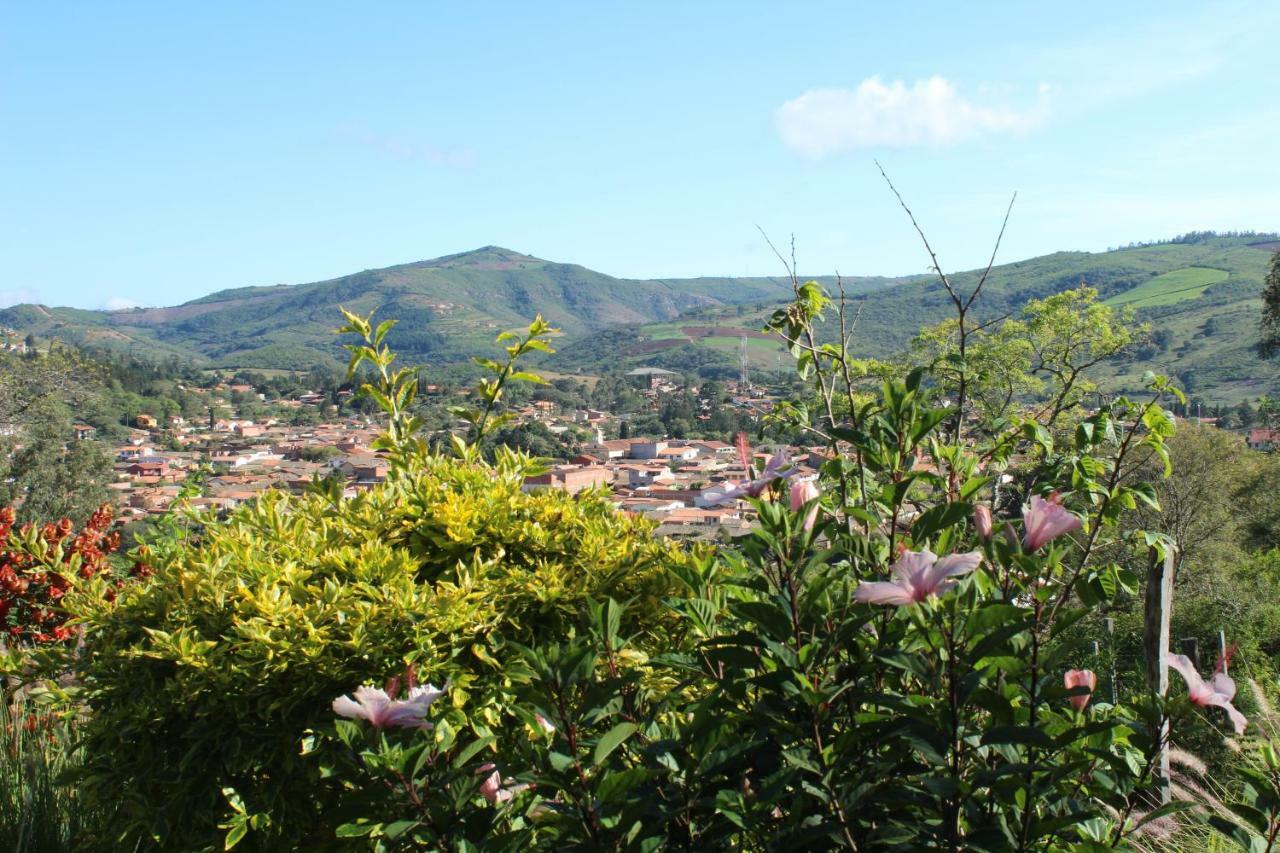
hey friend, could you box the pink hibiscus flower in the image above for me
[853,548,983,606]
[332,683,445,730]
[1022,493,1081,551]
[1167,648,1247,735]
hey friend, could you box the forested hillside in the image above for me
[4,234,1277,400]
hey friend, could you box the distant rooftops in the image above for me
[625,367,676,376]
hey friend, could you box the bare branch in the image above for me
[875,160,959,306]
[965,192,1018,311]
[756,225,798,287]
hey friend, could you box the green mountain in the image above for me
[0,246,901,371]
[3,237,1277,400]
[555,235,1280,402]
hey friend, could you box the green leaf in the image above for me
[336,821,379,837]
[224,822,248,850]
[451,736,496,770]
[593,722,638,766]
[384,820,419,839]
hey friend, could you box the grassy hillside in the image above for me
[3,237,1277,400]
[555,236,1279,401]
[1103,266,1228,308]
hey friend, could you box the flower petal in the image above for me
[1166,654,1207,698]
[701,482,749,506]
[332,695,366,720]
[1210,671,1237,702]
[920,551,982,594]
[1202,693,1248,735]
[352,685,393,727]
[1022,495,1082,551]
[853,581,916,607]
[890,549,935,586]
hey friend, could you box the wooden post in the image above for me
[1180,637,1199,670]
[1104,617,1117,705]
[1143,545,1176,805]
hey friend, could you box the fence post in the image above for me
[1180,637,1199,671]
[1143,545,1176,805]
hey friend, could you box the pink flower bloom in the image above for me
[701,435,795,505]
[789,480,821,531]
[853,549,983,606]
[1063,669,1097,711]
[1167,651,1247,735]
[477,764,513,804]
[973,505,993,540]
[332,683,445,730]
[1022,494,1081,551]
[476,763,532,805]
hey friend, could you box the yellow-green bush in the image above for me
[55,453,689,850]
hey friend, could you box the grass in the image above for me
[1,691,106,852]
[1105,267,1229,308]
[701,334,788,370]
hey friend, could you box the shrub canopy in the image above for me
[52,453,688,848]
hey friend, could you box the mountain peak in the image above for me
[423,246,544,270]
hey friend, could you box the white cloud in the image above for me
[337,124,477,169]
[776,76,1048,158]
[0,289,38,308]
[102,296,141,311]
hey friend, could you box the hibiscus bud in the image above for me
[789,480,821,532]
[1063,669,1096,711]
[1023,493,1082,552]
[973,505,993,540]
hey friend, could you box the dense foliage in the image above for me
[3,236,1280,849]
[18,448,689,848]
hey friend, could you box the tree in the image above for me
[0,349,100,432]
[1130,423,1263,572]
[1261,249,1280,358]
[911,286,1140,425]
[0,400,114,525]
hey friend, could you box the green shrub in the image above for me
[46,453,689,850]
[0,691,108,853]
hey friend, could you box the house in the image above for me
[523,465,613,495]
[625,366,677,390]
[615,496,686,515]
[629,440,669,460]
[126,458,170,478]
[662,507,742,525]
[585,438,638,460]
[1247,428,1280,451]
[340,454,389,486]
[691,440,734,457]
[72,423,97,441]
[619,464,675,487]
[655,445,699,462]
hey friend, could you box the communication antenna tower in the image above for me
[739,335,750,388]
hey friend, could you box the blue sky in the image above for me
[4,2,1279,309]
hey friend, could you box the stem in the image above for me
[1017,601,1043,851]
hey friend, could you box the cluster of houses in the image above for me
[103,413,387,522]
[88,373,807,541]
[524,436,821,541]
[55,366,1280,541]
